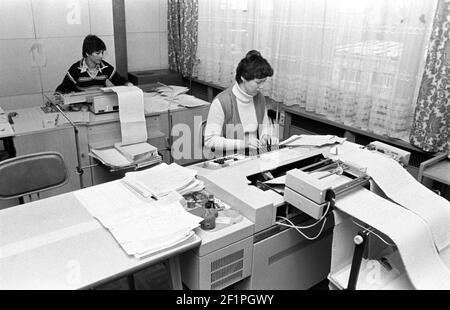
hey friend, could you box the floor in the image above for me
[96,263,330,290]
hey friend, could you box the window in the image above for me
[195,0,437,141]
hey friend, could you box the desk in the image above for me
[418,153,450,185]
[418,153,450,199]
[0,190,201,290]
[1,90,209,206]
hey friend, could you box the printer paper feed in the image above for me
[105,86,147,145]
[335,188,450,289]
[338,147,450,251]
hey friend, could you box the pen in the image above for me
[54,113,59,126]
[120,180,158,200]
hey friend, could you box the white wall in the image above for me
[125,0,169,72]
[0,0,168,110]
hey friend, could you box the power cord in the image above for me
[275,201,331,240]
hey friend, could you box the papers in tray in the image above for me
[172,94,207,108]
[74,181,203,258]
[280,134,346,147]
[156,85,189,97]
[114,142,158,162]
[123,162,204,198]
[143,85,207,112]
[89,146,162,170]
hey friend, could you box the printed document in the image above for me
[123,163,199,198]
[103,86,147,145]
[74,180,203,258]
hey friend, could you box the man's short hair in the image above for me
[82,34,106,58]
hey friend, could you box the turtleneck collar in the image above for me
[232,83,253,104]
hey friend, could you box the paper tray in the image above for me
[89,145,162,172]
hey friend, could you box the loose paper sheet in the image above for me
[74,180,202,258]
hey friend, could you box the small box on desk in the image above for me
[128,69,183,86]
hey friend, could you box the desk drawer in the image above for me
[88,114,166,146]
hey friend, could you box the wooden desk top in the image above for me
[423,159,450,185]
[0,191,201,289]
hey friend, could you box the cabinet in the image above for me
[87,105,210,185]
[169,105,210,166]
[87,113,169,185]
[0,98,210,208]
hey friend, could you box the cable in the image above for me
[276,216,328,241]
[278,200,331,229]
[274,199,332,240]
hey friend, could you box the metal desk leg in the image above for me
[127,274,136,290]
[3,136,16,158]
[166,256,182,290]
[347,231,368,290]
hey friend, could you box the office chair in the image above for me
[0,151,68,204]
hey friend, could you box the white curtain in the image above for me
[195,0,437,140]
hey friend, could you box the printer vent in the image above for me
[211,271,243,290]
[211,249,244,271]
[211,260,243,283]
[209,249,244,289]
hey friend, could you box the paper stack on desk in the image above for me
[74,181,203,258]
[156,85,189,97]
[123,162,204,198]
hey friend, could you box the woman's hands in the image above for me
[244,137,262,150]
[244,135,279,151]
[260,134,279,146]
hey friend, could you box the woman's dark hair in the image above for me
[235,50,273,83]
[82,35,106,58]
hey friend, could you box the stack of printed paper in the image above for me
[143,86,206,112]
[123,162,204,198]
[114,142,158,162]
[156,85,189,97]
[89,147,162,170]
[74,181,203,258]
[172,94,207,108]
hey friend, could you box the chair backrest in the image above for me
[0,151,68,202]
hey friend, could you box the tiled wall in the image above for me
[0,0,168,111]
[125,0,168,72]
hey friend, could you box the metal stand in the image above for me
[346,231,369,290]
[51,103,84,188]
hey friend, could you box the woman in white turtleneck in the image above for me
[204,50,279,155]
